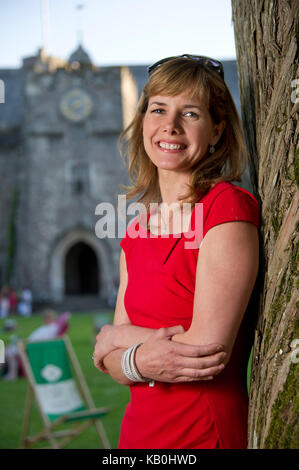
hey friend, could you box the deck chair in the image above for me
[18,335,111,449]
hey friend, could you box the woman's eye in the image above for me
[183,111,199,118]
[151,108,165,114]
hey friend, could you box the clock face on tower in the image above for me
[59,88,93,123]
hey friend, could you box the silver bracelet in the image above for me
[121,343,150,383]
[129,343,145,382]
[121,345,137,382]
[121,345,135,382]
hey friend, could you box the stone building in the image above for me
[0,45,141,309]
[0,47,249,310]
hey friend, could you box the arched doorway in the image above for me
[64,242,99,295]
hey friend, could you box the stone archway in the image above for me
[49,228,112,302]
[65,241,99,295]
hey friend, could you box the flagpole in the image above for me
[40,0,50,59]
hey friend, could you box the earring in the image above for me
[209,145,215,154]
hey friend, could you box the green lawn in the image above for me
[0,311,130,449]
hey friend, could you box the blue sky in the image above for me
[0,0,236,68]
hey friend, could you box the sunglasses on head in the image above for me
[148,54,224,79]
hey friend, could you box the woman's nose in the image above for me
[162,115,182,134]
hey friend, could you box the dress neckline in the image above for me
[145,182,222,238]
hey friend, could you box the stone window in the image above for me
[69,163,89,195]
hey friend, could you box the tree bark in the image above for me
[231,0,299,448]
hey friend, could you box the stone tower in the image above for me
[0,46,138,308]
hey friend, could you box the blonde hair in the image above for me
[119,57,248,212]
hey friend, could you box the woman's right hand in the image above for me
[94,324,121,373]
[135,325,227,383]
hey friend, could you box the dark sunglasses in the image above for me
[148,54,224,79]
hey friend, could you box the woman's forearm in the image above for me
[100,325,185,385]
[101,326,227,386]
[93,324,158,374]
[103,348,132,385]
[102,327,157,385]
[94,323,167,378]
[112,324,156,349]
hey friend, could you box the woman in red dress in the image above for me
[93,55,260,449]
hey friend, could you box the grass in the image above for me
[0,311,254,449]
[0,311,130,449]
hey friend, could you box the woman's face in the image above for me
[142,91,224,172]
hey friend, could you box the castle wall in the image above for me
[0,55,132,305]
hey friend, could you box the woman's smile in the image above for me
[155,139,187,152]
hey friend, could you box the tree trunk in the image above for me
[231,0,299,448]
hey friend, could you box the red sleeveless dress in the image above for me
[118,182,260,449]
